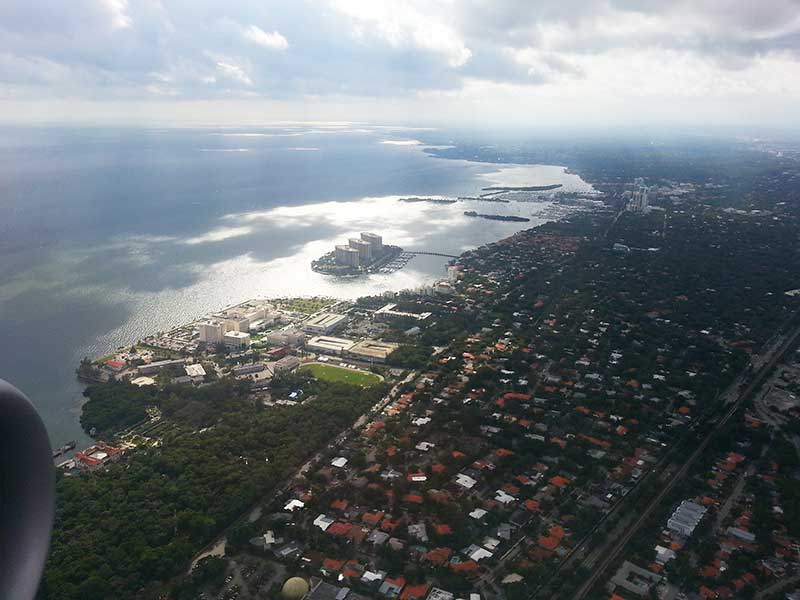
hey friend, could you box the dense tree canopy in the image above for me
[42,379,386,600]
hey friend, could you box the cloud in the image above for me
[380,139,421,145]
[103,0,132,30]
[243,25,288,51]
[213,59,253,86]
[1,0,800,127]
[330,0,472,67]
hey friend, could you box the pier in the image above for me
[375,251,458,273]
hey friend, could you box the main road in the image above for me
[567,313,800,600]
[188,368,418,571]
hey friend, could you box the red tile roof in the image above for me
[400,583,431,600]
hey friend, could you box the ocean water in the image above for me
[0,125,593,446]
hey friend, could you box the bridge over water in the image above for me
[404,251,459,259]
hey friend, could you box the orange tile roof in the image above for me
[451,560,479,573]
[524,499,540,512]
[435,523,452,536]
[699,585,716,599]
[537,535,560,551]
[327,522,353,536]
[323,558,344,572]
[381,518,400,531]
[424,547,452,566]
[402,494,424,504]
[400,583,431,600]
[362,511,384,525]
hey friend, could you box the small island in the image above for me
[481,183,563,192]
[398,196,457,204]
[311,232,405,276]
[458,195,510,202]
[464,210,531,222]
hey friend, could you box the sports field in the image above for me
[299,363,382,387]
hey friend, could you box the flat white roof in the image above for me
[313,514,335,531]
[224,331,250,339]
[305,312,347,327]
[284,499,305,511]
[307,336,355,351]
[185,364,206,377]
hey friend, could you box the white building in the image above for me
[221,316,250,333]
[184,363,206,383]
[348,339,399,363]
[348,238,373,262]
[274,355,300,374]
[666,500,707,538]
[335,245,360,267]
[447,265,461,282]
[629,177,651,213]
[198,320,225,344]
[137,358,186,375]
[303,312,348,334]
[360,232,383,253]
[306,335,355,355]
[223,331,251,350]
[266,329,306,348]
[374,303,432,322]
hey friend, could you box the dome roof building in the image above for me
[281,577,310,600]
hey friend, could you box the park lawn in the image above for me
[299,363,382,387]
[280,297,335,314]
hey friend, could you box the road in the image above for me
[189,368,418,572]
[712,465,753,535]
[755,572,800,599]
[568,314,800,600]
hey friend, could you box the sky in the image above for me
[2,0,800,129]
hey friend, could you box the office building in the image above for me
[629,177,650,213]
[221,316,250,333]
[374,303,432,322]
[274,355,301,374]
[223,331,251,350]
[137,358,187,375]
[306,335,356,355]
[303,312,348,334]
[266,329,306,348]
[348,339,399,363]
[198,320,225,344]
[233,363,266,376]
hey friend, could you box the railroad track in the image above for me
[569,314,800,599]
